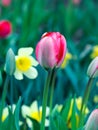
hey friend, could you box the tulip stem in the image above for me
[40,70,53,130]
[49,68,56,114]
[79,77,94,127]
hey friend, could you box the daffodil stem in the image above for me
[49,69,56,114]
[40,70,53,130]
[79,77,94,127]
[0,75,9,125]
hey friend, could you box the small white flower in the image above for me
[87,57,98,78]
[14,47,38,80]
[22,101,49,128]
[2,105,16,122]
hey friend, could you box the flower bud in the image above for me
[0,20,12,38]
[5,48,15,76]
[87,57,98,78]
[85,109,98,130]
[35,32,67,69]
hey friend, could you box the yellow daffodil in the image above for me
[56,97,89,129]
[21,101,49,128]
[61,52,72,69]
[91,45,98,58]
[14,47,38,80]
[67,97,89,129]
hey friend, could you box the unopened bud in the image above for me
[87,57,98,78]
[5,48,15,75]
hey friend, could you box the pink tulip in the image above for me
[85,109,98,130]
[2,0,11,6]
[0,20,12,38]
[87,57,98,78]
[35,32,67,69]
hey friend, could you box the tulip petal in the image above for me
[87,57,98,78]
[56,34,66,66]
[23,67,38,79]
[36,37,57,68]
[18,47,33,56]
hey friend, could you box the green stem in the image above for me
[40,70,52,130]
[0,75,9,125]
[49,69,56,114]
[10,76,13,110]
[79,77,94,127]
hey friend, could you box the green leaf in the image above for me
[71,97,77,130]
[61,96,72,122]
[27,116,40,130]
[50,111,68,130]
[14,97,22,130]
[1,107,16,130]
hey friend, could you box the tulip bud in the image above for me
[5,48,15,76]
[85,109,98,130]
[35,32,67,69]
[0,20,12,38]
[87,57,98,78]
[2,0,11,6]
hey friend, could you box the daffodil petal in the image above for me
[29,56,39,66]
[45,119,49,126]
[18,47,33,56]
[2,107,8,121]
[30,101,39,112]
[39,107,49,117]
[22,105,31,118]
[14,70,23,80]
[26,118,32,128]
[23,67,38,79]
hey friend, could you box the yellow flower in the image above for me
[22,101,49,128]
[67,97,89,129]
[14,47,38,80]
[91,45,98,58]
[94,95,98,103]
[61,52,72,68]
[55,97,89,129]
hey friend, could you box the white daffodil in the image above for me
[14,47,38,80]
[2,105,16,122]
[2,105,23,126]
[22,101,49,128]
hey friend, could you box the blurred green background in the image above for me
[0,0,98,112]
